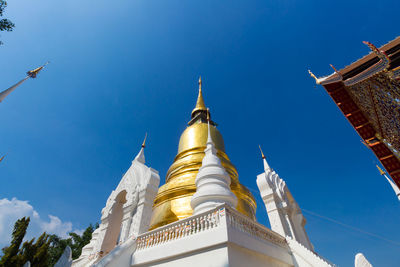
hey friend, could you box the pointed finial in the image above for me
[376,164,400,201]
[308,70,320,84]
[259,145,265,159]
[376,165,386,176]
[259,145,271,171]
[27,62,49,78]
[134,134,146,164]
[191,76,207,117]
[330,64,338,73]
[142,133,147,148]
[199,76,202,90]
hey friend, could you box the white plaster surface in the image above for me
[256,157,313,251]
[191,123,237,215]
[72,146,159,266]
[355,253,373,267]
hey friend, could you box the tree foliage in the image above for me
[0,0,15,45]
[47,223,97,266]
[0,217,30,266]
[0,218,96,267]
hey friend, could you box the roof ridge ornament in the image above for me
[376,165,400,201]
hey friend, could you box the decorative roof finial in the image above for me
[330,64,338,73]
[376,165,400,201]
[308,70,320,84]
[142,132,147,148]
[376,165,385,176]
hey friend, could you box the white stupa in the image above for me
[190,111,237,215]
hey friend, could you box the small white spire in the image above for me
[205,108,216,153]
[134,133,147,164]
[355,253,373,267]
[207,112,213,145]
[190,109,237,214]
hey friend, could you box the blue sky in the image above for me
[1,0,399,265]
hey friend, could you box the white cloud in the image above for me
[0,197,79,248]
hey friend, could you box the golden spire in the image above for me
[191,76,207,116]
[142,132,147,148]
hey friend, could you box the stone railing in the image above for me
[136,204,287,251]
[136,206,224,250]
[224,205,287,248]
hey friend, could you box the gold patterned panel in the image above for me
[347,72,400,156]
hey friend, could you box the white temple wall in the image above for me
[256,170,313,251]
[131,205,293,267]
[72,152,160,267]
[227,243,291,267]
[134,246,229,267]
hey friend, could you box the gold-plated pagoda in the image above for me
[191,76,207,117]
[149,81,257,230]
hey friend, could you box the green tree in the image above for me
[1,218,96,267]
[0,0,14,45]
[0,217,30,267]
[47,234,72,266]
[47,223,97,264]
[20,233,51,267]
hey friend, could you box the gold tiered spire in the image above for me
[191,76,207,117]
[149,79,257,230]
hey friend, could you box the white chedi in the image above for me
[190,119,237,215]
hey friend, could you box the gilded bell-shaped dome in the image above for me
[149,78,256,230]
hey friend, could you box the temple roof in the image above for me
[310,37,400,188]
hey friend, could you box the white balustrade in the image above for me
[135,204,287,251]
[136,206,223,250]
[224,206,287,247]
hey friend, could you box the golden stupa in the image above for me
[149,78,256,229]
